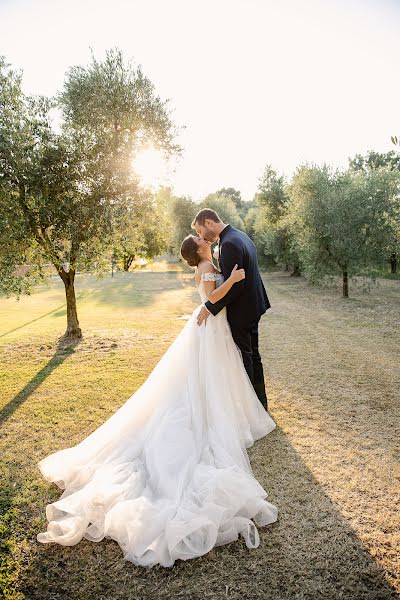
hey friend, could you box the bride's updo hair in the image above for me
[180,234,201,267]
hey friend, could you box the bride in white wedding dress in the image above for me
[36,235,278,568]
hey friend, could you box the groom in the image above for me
[193,208,271,411]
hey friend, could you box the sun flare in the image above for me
[132,147,169,187]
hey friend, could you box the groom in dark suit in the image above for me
[193,208,271,411]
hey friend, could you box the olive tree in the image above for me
[349,150,400,273]
[252,165,301,274]
[0,49,182,338]
[287,164,400,297]
[113,186,173,271]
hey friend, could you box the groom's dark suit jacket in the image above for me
[205,224,270,327]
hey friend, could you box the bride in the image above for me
[36,234,278,568]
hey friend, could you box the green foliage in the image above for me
[0,49,182,285]
[0,55,80,296]
[243,206,258,240]
[348,151,400,275]
[169,195,198,254]
[287,163,400,292]
[256,165,289,223]
[349,150,400,173]
[250,165,300,272]
[200,193,244,229]
[0,49,182,335]
[113,186,172,270]
[215,187,242,210]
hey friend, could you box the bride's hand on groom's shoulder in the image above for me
[230,264,245,283]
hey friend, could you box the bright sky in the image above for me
[1,0,399,201]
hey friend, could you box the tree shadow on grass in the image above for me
[0,303,68,339]
[0,337,80,428]
[0,289,96,338]
[16,424,398,600]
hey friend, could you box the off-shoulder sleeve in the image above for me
[200,272,221,282]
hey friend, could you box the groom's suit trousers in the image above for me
[229,318,268,410]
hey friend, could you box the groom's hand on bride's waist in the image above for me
[197,305,211,326]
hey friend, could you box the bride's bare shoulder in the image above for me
[195,260,217,285]
[197,260,217,274]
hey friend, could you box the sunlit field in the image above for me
[0,268,398,599]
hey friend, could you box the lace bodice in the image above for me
[197,270,225,303]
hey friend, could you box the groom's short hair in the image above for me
[191,208,221,228]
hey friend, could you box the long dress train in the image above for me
[36,272,278,567]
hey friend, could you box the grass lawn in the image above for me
[0,267,399,599]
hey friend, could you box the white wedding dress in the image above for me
[37,271,278,568]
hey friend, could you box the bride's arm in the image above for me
[199,265,245,304]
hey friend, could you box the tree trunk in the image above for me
[123,254,134,271]
[342,266,349,298]
[390,253,397,274]
[60,268,82,338]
